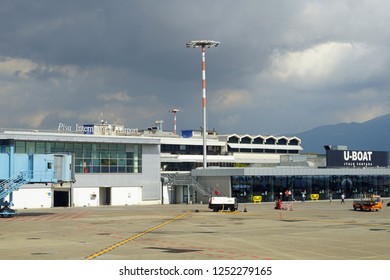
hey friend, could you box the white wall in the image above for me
[111,186,142,206]
[12,185,52,209]
[72,186,143,207]
[72,187,99,207]
[162,184,175,204]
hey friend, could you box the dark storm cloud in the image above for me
[1,0,390,135]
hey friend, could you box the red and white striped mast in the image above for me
[168,108,182,135]
[186,40,220,169]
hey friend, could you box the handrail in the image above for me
[0,171,28,201]
[163,172,224,197]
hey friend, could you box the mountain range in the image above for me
[293,113,390,154]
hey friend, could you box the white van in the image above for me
[208,197,238,212]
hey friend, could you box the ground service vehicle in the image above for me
[208,197,238,212]
[353,195,382,211]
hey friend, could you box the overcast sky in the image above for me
[1,0,390,136]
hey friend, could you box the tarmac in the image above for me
[1,198,390,260]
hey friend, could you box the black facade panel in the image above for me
[326,150,389,167]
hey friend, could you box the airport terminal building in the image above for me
[0,123,161,208]
[1,123,390,209]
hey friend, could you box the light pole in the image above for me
[168,108,182,135]
[186,40,220,169]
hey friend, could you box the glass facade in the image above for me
[231,175,390,203]
[12,140,142,174]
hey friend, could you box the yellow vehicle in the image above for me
[353,195,382,211]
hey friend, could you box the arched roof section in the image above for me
[277,136,288,145]
[240,134,252,144]
[227,134,240,143]
[253,135,264,144]
[265,136,277,145]
[288,137,301,145]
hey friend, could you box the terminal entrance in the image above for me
[99,187,111,205]
[232,184,252,203]
[53,190,69,207]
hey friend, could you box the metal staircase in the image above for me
[164,172,224,198]
[0,171,28,201]
[0,171,28,218]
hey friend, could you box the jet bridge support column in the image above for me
[8,143,15,206]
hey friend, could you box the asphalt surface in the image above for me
[1,199,390,260]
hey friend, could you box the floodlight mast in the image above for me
[168,108,182,135]
[186,40,220,169]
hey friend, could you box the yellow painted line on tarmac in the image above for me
[85,211,191,260]
[218,210,241,215]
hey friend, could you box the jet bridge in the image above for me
[0,153,75,218]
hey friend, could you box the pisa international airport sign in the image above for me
[326,150,389,167]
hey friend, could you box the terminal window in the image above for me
[14,140,142,174]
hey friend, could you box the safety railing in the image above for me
[163,172,224,197]
[0,171,28,201]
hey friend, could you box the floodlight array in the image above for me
[186,40,220,48]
